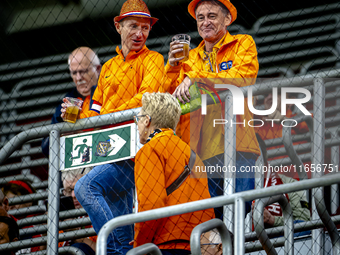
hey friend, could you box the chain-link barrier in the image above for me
[1,0,340,254]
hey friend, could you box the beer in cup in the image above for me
[172,34,190,62]
[63,97,83,124]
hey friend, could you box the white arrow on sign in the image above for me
[108,134,127,156]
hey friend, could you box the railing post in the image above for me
[312,77,325,255]
[313,78,340,255]
[331,85,340,214]
[234,197,245,255]
[224,90,236,231]
[331,131,340,214]
[47,130,60,255]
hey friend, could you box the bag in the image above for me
[178,82,221,115]
[166,150,196,196]
[178,82,202,115]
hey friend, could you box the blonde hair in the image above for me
[142,92,181,130]
[62,167,92,184]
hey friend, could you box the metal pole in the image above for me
[331,84,340,214]
[312,77,325,255]
[224,90,236,231]
[96,173,340,255]
[331,133,339,214]
[47,130,60,255]
[234,197,245,255]
[18,208,87,228]
[312,78,340,255]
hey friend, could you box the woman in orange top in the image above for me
[133,92,215,255]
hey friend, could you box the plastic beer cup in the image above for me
[64,97,83,123]
[172,34,191,62]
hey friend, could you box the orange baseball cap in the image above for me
[114,0,158,26]
[188,0,237,24]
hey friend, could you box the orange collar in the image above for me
[116,44,148,60]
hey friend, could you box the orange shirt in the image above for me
[86,45,164,117]
[78,94,93,119]
[134,129,214,250]
[162,32,260,157]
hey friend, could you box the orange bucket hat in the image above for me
[188,0,237,24]
[114,0,158,26]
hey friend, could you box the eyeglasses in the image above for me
[70,67,94,77]
[61,188,74,196]
[134,115,147,124]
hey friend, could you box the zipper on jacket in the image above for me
[215,48,220,73]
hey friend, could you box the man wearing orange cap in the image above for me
[163,0,260,219]
[73,0,164,254]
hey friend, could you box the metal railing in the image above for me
[0,69,339,254]
[96,173,340,255]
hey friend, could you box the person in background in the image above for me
[1,180,37,215]
[163,0,260,219]
[253,134,311,237]
[59,167,96,255]
[0,216,20,255]
[0,189,10,218]
[132,92,214,255]
[41,46,101,157]
[0,188,40,254]
[73,0,164,254]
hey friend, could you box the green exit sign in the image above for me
[60,124,137,171]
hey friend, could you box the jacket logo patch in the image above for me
[220,61,233,71]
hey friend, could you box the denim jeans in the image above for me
[71,242,95,255]
[75,160,135,255]
[203,152,257,219]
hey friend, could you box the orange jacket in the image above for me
[78,94,93,119]
[162,32,260,157]
[85,45,164,117]
[134,129,215,250]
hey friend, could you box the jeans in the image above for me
[203,152,257,219]
[71,243,95,255]
[75,160,135,255]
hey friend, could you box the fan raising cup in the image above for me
[172,34,191,62]
[63,97,83,123]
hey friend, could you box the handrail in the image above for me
[190,218,233,255]
[282,115,313,180]
[253,195,294,255]
[3,209,340,253]
[8,192,48,205]
[0,108,141,164]
[252,3,340,31]
[96,172,340,255]
[0,228,96,252]
[20,217,92,237]
[312,78,340,255]
[126,243,162,255]
[8,205,46,218]
[17,208,87,228]
[255,15,340,38]
[0,173,42,185]
[246,215,340,242]
[27,246,86,255]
